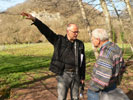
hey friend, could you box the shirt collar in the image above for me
[100,41,110,51]
[65,34,76,43]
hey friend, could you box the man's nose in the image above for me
[75,33,78,35]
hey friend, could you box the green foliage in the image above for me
[111,28,117,43]
[84,43,95,63]
[120,32,124,42]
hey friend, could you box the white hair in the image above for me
[92,28,109,41]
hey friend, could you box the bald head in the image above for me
[67,24,78,31]
[66,24,79,42]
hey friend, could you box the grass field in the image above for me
[0,42,132,98]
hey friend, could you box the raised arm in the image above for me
[21,12,58,45]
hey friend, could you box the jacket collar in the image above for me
[100,41,111,51]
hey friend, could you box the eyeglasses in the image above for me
[69,30,79,34]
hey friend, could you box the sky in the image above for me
[0,0,26,12]
[83,0,126,14]
[0,0,129,14]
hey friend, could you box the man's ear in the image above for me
[97,38,100,45]
[66,30,69,33]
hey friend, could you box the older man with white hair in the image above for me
[87,29,126,100]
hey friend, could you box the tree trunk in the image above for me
[124,0,133,25]
[110,0,133,52]
[109,0,124,47]
[124,0,133,52]
[77,0,91,35]
[77,0,99,59]
[100,0,112,41]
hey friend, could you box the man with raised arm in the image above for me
[21,12,86,100]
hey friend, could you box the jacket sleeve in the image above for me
[89,50,113,91]
[80,43,86,80]
[33,18,58,45]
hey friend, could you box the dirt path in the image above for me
[9,77,58,100]
[7,64,133,100]
[9,77,89,100]
[7,76,133,100]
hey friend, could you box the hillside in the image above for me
[0,0,105,44]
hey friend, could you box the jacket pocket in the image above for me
[50,60,65,75]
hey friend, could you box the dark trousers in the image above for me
[56,72,80,100]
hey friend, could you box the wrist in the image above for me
[31,17,36,22]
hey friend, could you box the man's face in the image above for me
[67,25,79,41]
[91,36,100,48]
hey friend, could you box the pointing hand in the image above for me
[21,12,35,21]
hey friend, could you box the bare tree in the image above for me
[109,0,125,45]
[124,0,133,52]
[124,0,133,24]
[100,0,112,41]
[77,0,99,59]
[109,0,133,52]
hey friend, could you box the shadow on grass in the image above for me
[0,55,56,99]
[0,50,96,99]
[0,55,51,75]
[0,74,56,100]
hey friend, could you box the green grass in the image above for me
[0,43,54,96]
[0,42,132,98]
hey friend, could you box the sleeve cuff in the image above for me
[89,80,100,92]
[31,18,37,25]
